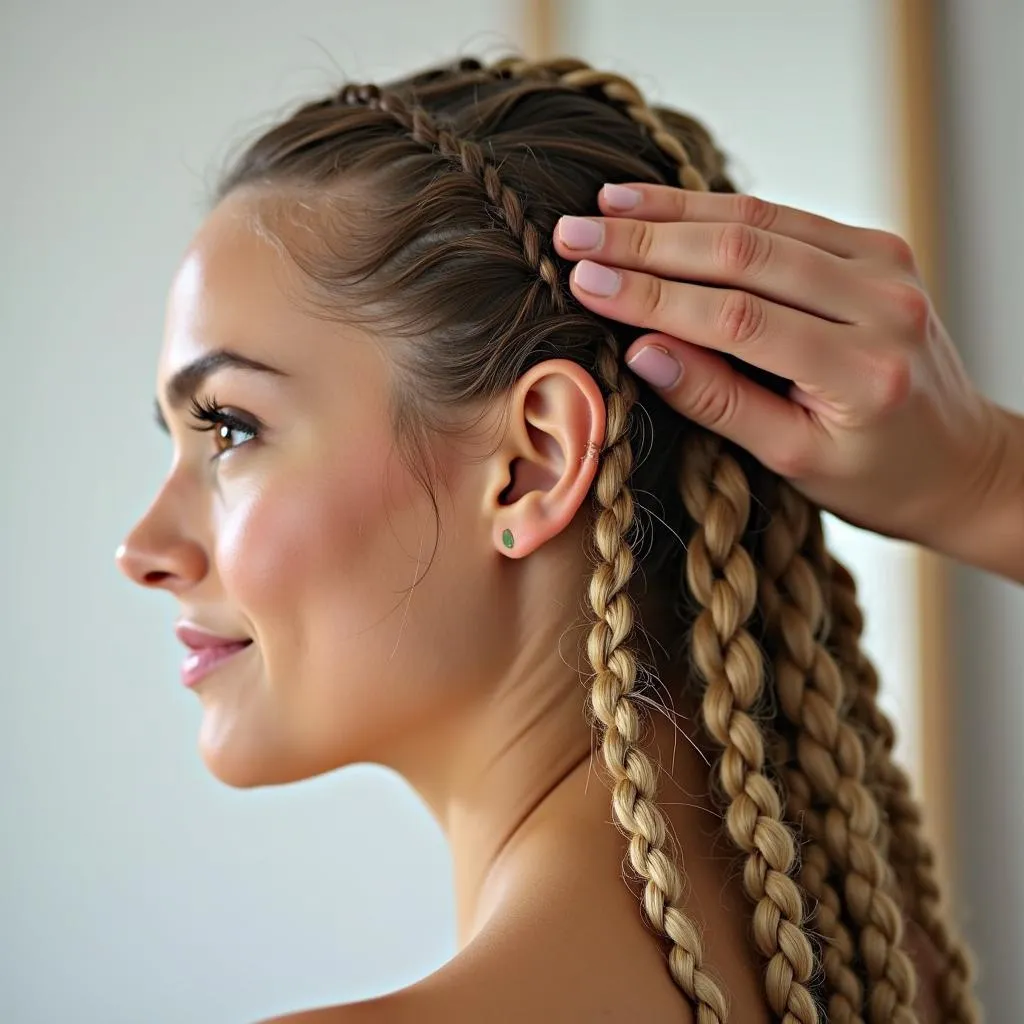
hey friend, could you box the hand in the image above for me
[553,183,1021,570]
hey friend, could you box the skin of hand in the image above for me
[553,183,1024,582]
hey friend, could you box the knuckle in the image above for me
[872,229,918,272]
[716,289,767,347]
[670,187,692,221]
[735,193,779,231]
[640,273,671,325]
[866,350,913,414]
[687,375,742,432]
[881,279,931,335]
[714,223,770,276]
[629,218,657,263]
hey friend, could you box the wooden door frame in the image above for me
[892,0,956,887]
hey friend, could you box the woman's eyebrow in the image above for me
[153,348,290,431]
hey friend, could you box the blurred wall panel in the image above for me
[941,1,1024,1018]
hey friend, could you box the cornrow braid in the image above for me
[764,482,921,1023]
[337,76,732,1021]
[680,433,820,1024]
[336,82,566,315]
[823,555,981,1023]
[458,56,712,192]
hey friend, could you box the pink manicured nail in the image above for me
[627,345,682,388]
[558,216,604,250]
[602,183,641,210]
[574,260,621,296]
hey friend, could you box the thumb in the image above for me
[624,333,816,476]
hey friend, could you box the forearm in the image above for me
[933,406,1024,583]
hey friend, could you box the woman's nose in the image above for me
[115,518,208,593]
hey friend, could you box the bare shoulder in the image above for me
[251,949,574,1024]
[256,867,694,1024]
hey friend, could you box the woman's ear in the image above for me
[485,359,607,558]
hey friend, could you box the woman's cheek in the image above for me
[212,454,397,623]
[212,477,290,611]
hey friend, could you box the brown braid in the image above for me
[825,556,981,1023]
[681,433,820,1024]
[759,509,867,1023]
[783,761,866,1021]
[763,482,919,1023]
[337,76,732,1021]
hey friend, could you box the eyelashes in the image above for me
[187,393,262,458]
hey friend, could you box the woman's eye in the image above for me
[187,396,261,459]
[212,420,256,455]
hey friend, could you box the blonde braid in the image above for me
[498,60,822,1019]
[766,483,919,1023]
[552,64,831,1019]
[758,506,867,1023]
[782,762,865,1019]
[681,433,820,1024]
[802,503,898,867]
[584,340,730,1023]
[339,73,732,1021]
[825,557,981,1023]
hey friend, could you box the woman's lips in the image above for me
[175,623,253,688]
[180,641,252,688]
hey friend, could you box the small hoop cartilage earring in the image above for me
[580,440,601,463]
[502,528,515,549]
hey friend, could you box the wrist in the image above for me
[929,403,1024,581]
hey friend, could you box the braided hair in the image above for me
[212,54,979,1023]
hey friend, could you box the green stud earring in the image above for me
[502,528,515,550]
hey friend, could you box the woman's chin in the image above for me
[196,716,340,788]
[196,717,288,788]
[199,748,328,788]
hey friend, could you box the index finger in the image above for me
[597,183,870,260]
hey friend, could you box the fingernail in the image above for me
[602,183,641,211]
[627,344,682,388]
[574,260,621,297]
[558,215,603,250]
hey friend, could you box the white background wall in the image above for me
[0,3,955,1022]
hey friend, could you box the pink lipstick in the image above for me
[175,623,253,688]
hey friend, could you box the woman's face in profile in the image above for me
[116,191,515,789]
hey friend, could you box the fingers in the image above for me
[566,258,871,405]
[553,214,879,325]
[624,332,825,479]
[593,182,881,260]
